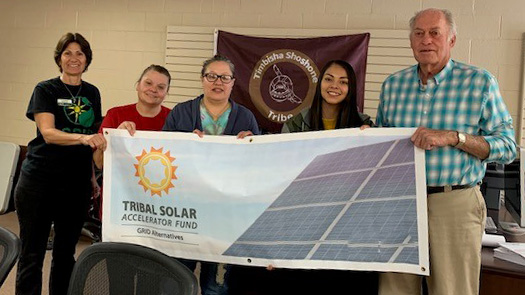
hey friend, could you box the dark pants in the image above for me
[179,258,230,295]
[15,174,90,295]
[229,266,378,295]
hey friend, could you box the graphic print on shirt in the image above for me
[63,96,95,127]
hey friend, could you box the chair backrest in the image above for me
[0,226,21,287]
[0,142,20,214]
[68,242,198,295]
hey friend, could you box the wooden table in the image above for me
[480,247,525,295]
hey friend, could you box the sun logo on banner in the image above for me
[134,147,178,196]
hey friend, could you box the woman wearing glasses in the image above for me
[163,55,259,138]
[162,55,259,295]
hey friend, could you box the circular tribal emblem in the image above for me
[249,49,319,123]
[134,147,178,196]
[269,65,302,104]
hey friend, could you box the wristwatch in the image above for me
[455,132,466,148]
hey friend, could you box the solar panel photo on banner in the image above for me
[223,138,419,266]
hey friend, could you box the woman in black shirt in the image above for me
[14,32,105,295]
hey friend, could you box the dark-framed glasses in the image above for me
[203,73,234,83]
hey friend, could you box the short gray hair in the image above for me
[201,55,235,77]
[409,8,457,40]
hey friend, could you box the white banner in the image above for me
[103,128,429,275]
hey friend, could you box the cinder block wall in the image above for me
[0,0,523,146]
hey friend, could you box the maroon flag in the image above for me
[217,31,370,133]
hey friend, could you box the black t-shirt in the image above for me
[21,77,102,189]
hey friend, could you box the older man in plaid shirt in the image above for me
[376,8,517,295]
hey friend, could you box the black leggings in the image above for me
[14,174,90,295]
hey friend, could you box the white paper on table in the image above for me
[482,233,506,248]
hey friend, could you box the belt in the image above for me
[426,184,476,195]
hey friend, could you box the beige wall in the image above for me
[0,0,524,146]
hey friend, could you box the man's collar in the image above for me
[416,59,454,85]
[432,59,454,84]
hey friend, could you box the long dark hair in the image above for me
[309,60,363,130]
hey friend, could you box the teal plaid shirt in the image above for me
[376,59,517,186]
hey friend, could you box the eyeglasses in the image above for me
[203,73,234,84]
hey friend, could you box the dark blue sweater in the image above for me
[162,95,260,135]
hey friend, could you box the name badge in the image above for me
[57,98,73,106]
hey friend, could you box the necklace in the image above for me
[202,100,230,120]
[61,80,82,101]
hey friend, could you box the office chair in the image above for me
[68,242,198,295]
[0,226,21,287]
